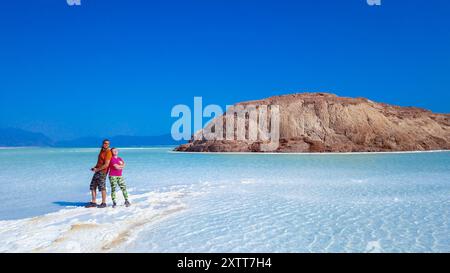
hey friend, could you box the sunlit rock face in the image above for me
[175,93,450,153]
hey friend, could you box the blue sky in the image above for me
[0,0,449,140]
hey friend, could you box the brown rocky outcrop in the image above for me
[175,93,450,153]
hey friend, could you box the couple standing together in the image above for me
[85,139,131,208]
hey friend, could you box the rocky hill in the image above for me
[175,93,450,152]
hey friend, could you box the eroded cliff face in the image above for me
[175,93,450,152]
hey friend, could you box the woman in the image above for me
[108,147,131,208]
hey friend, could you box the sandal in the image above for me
[85,202,97,208]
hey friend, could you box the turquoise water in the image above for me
[0,148,449,252]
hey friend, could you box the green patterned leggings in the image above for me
[109,176,129,202]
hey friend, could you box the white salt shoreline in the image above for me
[169,149,450,155]
[0,186,194,253]
[2,146,448,154]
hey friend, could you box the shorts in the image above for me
[90,171,107,192]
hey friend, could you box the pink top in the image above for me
[109,157,124,176]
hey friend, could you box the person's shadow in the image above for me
[53,201,88,207]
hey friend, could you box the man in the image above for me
[85,139,112,208]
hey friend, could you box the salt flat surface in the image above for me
[0,185,200,252]
[0,148,449,252]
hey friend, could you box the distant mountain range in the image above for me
[0,128,182,147]
[55,134,181,147]
[0,128,54,147]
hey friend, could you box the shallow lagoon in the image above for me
[0,148,449,252]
